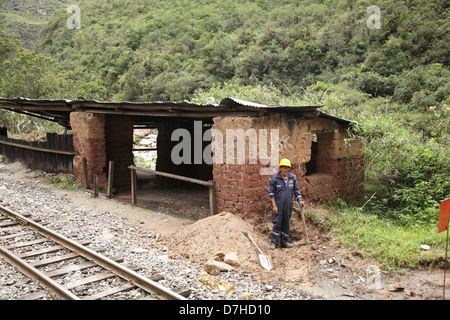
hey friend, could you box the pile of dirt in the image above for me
[164,211,324,285]
[164,212,261,267]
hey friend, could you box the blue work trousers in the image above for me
[271,200,293,246]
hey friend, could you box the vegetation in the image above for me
[306,203,446,272]
[0,0,449,270]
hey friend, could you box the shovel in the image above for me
[294,205,319,246]
[241,231,273,270]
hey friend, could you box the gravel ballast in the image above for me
[0,162,313,300]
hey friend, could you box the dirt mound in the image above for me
[165,212,262,267]
[164,211,324,284]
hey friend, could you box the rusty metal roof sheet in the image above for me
[0,96,353,128]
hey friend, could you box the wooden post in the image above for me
[208,180,216,216]
[82,157,90,189]
[131,168,137,206]
[94,175,99,198]
[107,161,114,199]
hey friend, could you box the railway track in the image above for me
[0,204,186,300]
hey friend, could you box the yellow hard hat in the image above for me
[279,158,291,167]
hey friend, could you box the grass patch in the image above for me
[49,173,82,191]
[307,203,447,273]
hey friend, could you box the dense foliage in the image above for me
[0,0,449,226]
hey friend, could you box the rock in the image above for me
[388,283,405,292]
[265,284,274,291]
[214,251,225,261]
[204,259,235,275]
[224,252,240,267]
[406,291,423,300]
[218,282,235,293]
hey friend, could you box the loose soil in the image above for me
[1,161,447,300]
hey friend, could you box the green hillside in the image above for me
[2,0,448,109]
[0,0,86,48]
[32,0,448,105]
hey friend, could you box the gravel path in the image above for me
[0,162,314,300]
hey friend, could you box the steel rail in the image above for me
[0,245,80,300]
[0,204,186,300]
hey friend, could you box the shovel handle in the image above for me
[242,231,263,254]
[299,206,310,243]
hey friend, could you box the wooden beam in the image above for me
[94,175,99,198]
[0,139,76,156]
[208,181,217,216]
[107,161,114,199]
[130,168,137,206]
[128,165,213,187]
[75,108,258,118]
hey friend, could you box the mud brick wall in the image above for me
[70,112,108,186]
[70,113,134,190]
[211,113,364,219]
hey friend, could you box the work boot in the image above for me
[270,243,277,250]
[281,242,293,248]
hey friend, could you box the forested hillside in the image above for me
[0,0,449,227]
[36,0,448,105]
[0,0,85,48]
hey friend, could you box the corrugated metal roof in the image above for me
[0,96,353,127]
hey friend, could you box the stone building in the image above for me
[0,97,363,219]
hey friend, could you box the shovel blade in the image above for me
[259,254,273,270]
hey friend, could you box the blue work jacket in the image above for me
[268,171,302,205]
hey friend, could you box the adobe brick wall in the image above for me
[211,113,364,219]
[70,112,107,187]
[70,112,134,190]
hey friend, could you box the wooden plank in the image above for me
[82,283,136,300]
[132,148,157,151]
[94,175,99,198]
[46,261,98,278]
[107,161,114,199]
[63,272,115,289]
[30,252,80,268]
[6,238,51,249]
[17,244,65,258]
[131,168,137,206]
[18,240,90,258]
[0,231,36,240]
[0,220,20,228]
[208,181,217,216]
[45,255,124,278]
[128,165,213,187]
[18,291,49,300]
[0,139,76,156]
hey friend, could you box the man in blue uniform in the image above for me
[268,159,304,249]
